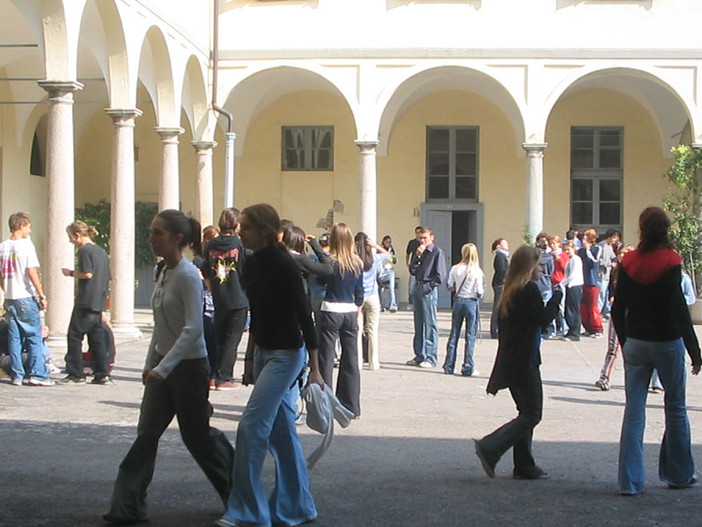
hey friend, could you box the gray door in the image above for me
[424,210,452,309]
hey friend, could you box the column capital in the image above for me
[105,108,143,125]
[191,140,218,152]
[354,139,380,150]
[155,126,185,140]
[522,142,548,155]
[38,80,84,97]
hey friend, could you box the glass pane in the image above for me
[428,176,449,199]
[428,129,450,152]
[283,128,293,148]
[428,153,450,176]
[316,149,331,169]
[572,179,593,201]
[455,153,476,176]
[600,203,620,225]
[571,150,594,169]
[599,179,621,201]
[599,130,621,147]
[285,150,302,170]
[571,130,594,149]
[455,176,476,199]
[599,149,621,169]
[572,202,593,225]
[315,129,332,148]
[455,129,477,152]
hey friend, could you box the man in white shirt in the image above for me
[0,212,52,386]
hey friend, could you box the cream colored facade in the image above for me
[1,0,702,332]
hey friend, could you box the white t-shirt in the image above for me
[447,263,485,299]
[0,238,40,300]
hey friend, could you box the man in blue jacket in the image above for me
[406,228,447,368]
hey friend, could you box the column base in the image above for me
[110,323,144,341]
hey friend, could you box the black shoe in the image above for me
[59,375,86,385]
[473,439,496,478]
[668,476,698,489]
[103,513,149,525]
[91,376,114,385]
[513,466,549,480]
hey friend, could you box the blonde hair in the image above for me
[67,220,98,239]
[583,228,598,245]
[499,245,541,317]
[329,223,362,278]
[459,243,480,272]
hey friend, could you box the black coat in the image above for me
[486,281,562,395]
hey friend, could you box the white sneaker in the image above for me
[418,361,435,368]
[28,377,54,387]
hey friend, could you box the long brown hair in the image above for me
[637,206,674,252]
[498,245,541,317]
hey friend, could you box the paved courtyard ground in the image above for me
[1,308,701,527]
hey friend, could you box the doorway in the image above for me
[422,204,483,308]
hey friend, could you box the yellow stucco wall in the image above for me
[235,90,358,234]
[546,88,672,246]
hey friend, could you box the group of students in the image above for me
[103,204,399,526]
[475,206,700,497]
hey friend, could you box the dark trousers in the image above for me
[65,307,108,379]
[478,367,543,471]
[106,358,234,522]
[318,311,360,417]
[213,307,247,383]
[564,286,583,340]
[490,285,503,339]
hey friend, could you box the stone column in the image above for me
[155,127,184,211]
[106,108,143,338]
[37,80,83,336]
[522,143,548,242]
[355,140,380,240]
[191,141,217,228]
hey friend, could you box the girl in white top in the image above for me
[443,243,485,376]
[560,240,584,341]
[105,209,234,525]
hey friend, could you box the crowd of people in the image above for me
[1,204,700,523]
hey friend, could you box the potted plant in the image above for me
[662,144,702,322]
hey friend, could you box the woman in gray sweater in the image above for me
[104,209,234,525]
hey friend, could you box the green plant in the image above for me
[75,199,111,254]
[522,225,533,246]
[75,199,158,268]
[662,144,702,293]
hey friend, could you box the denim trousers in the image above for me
[618,337,695,494]
[65,307,108,379]
[477,367,543,471]
[378,268,398,311]
[411,285,439,365]
[223,346,316,527]
[443,297,478,375]
[3,297,48,381]
[107,357,234,522]
[564,286,583,340]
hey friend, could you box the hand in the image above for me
[39,297,48,310]
[61,268,72,277]
[143,369,163,385]
[416,244,426,257]
[693,364,701,376]
[306,369,325,389]
[305,234,316,242]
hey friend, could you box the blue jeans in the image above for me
[618,338,695,494]
[411,285,438,365]
[598,277,610,316]
[378,268,398,311]
[4,297,48,381]
[223,346,316,527]
[443,297,478,375]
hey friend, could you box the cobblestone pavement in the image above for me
[1,308,701,526]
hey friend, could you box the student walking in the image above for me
[104,210,234,525]
[474,245,562,480]
[217,204,323,527]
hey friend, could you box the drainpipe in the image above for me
[212,0,235,208]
